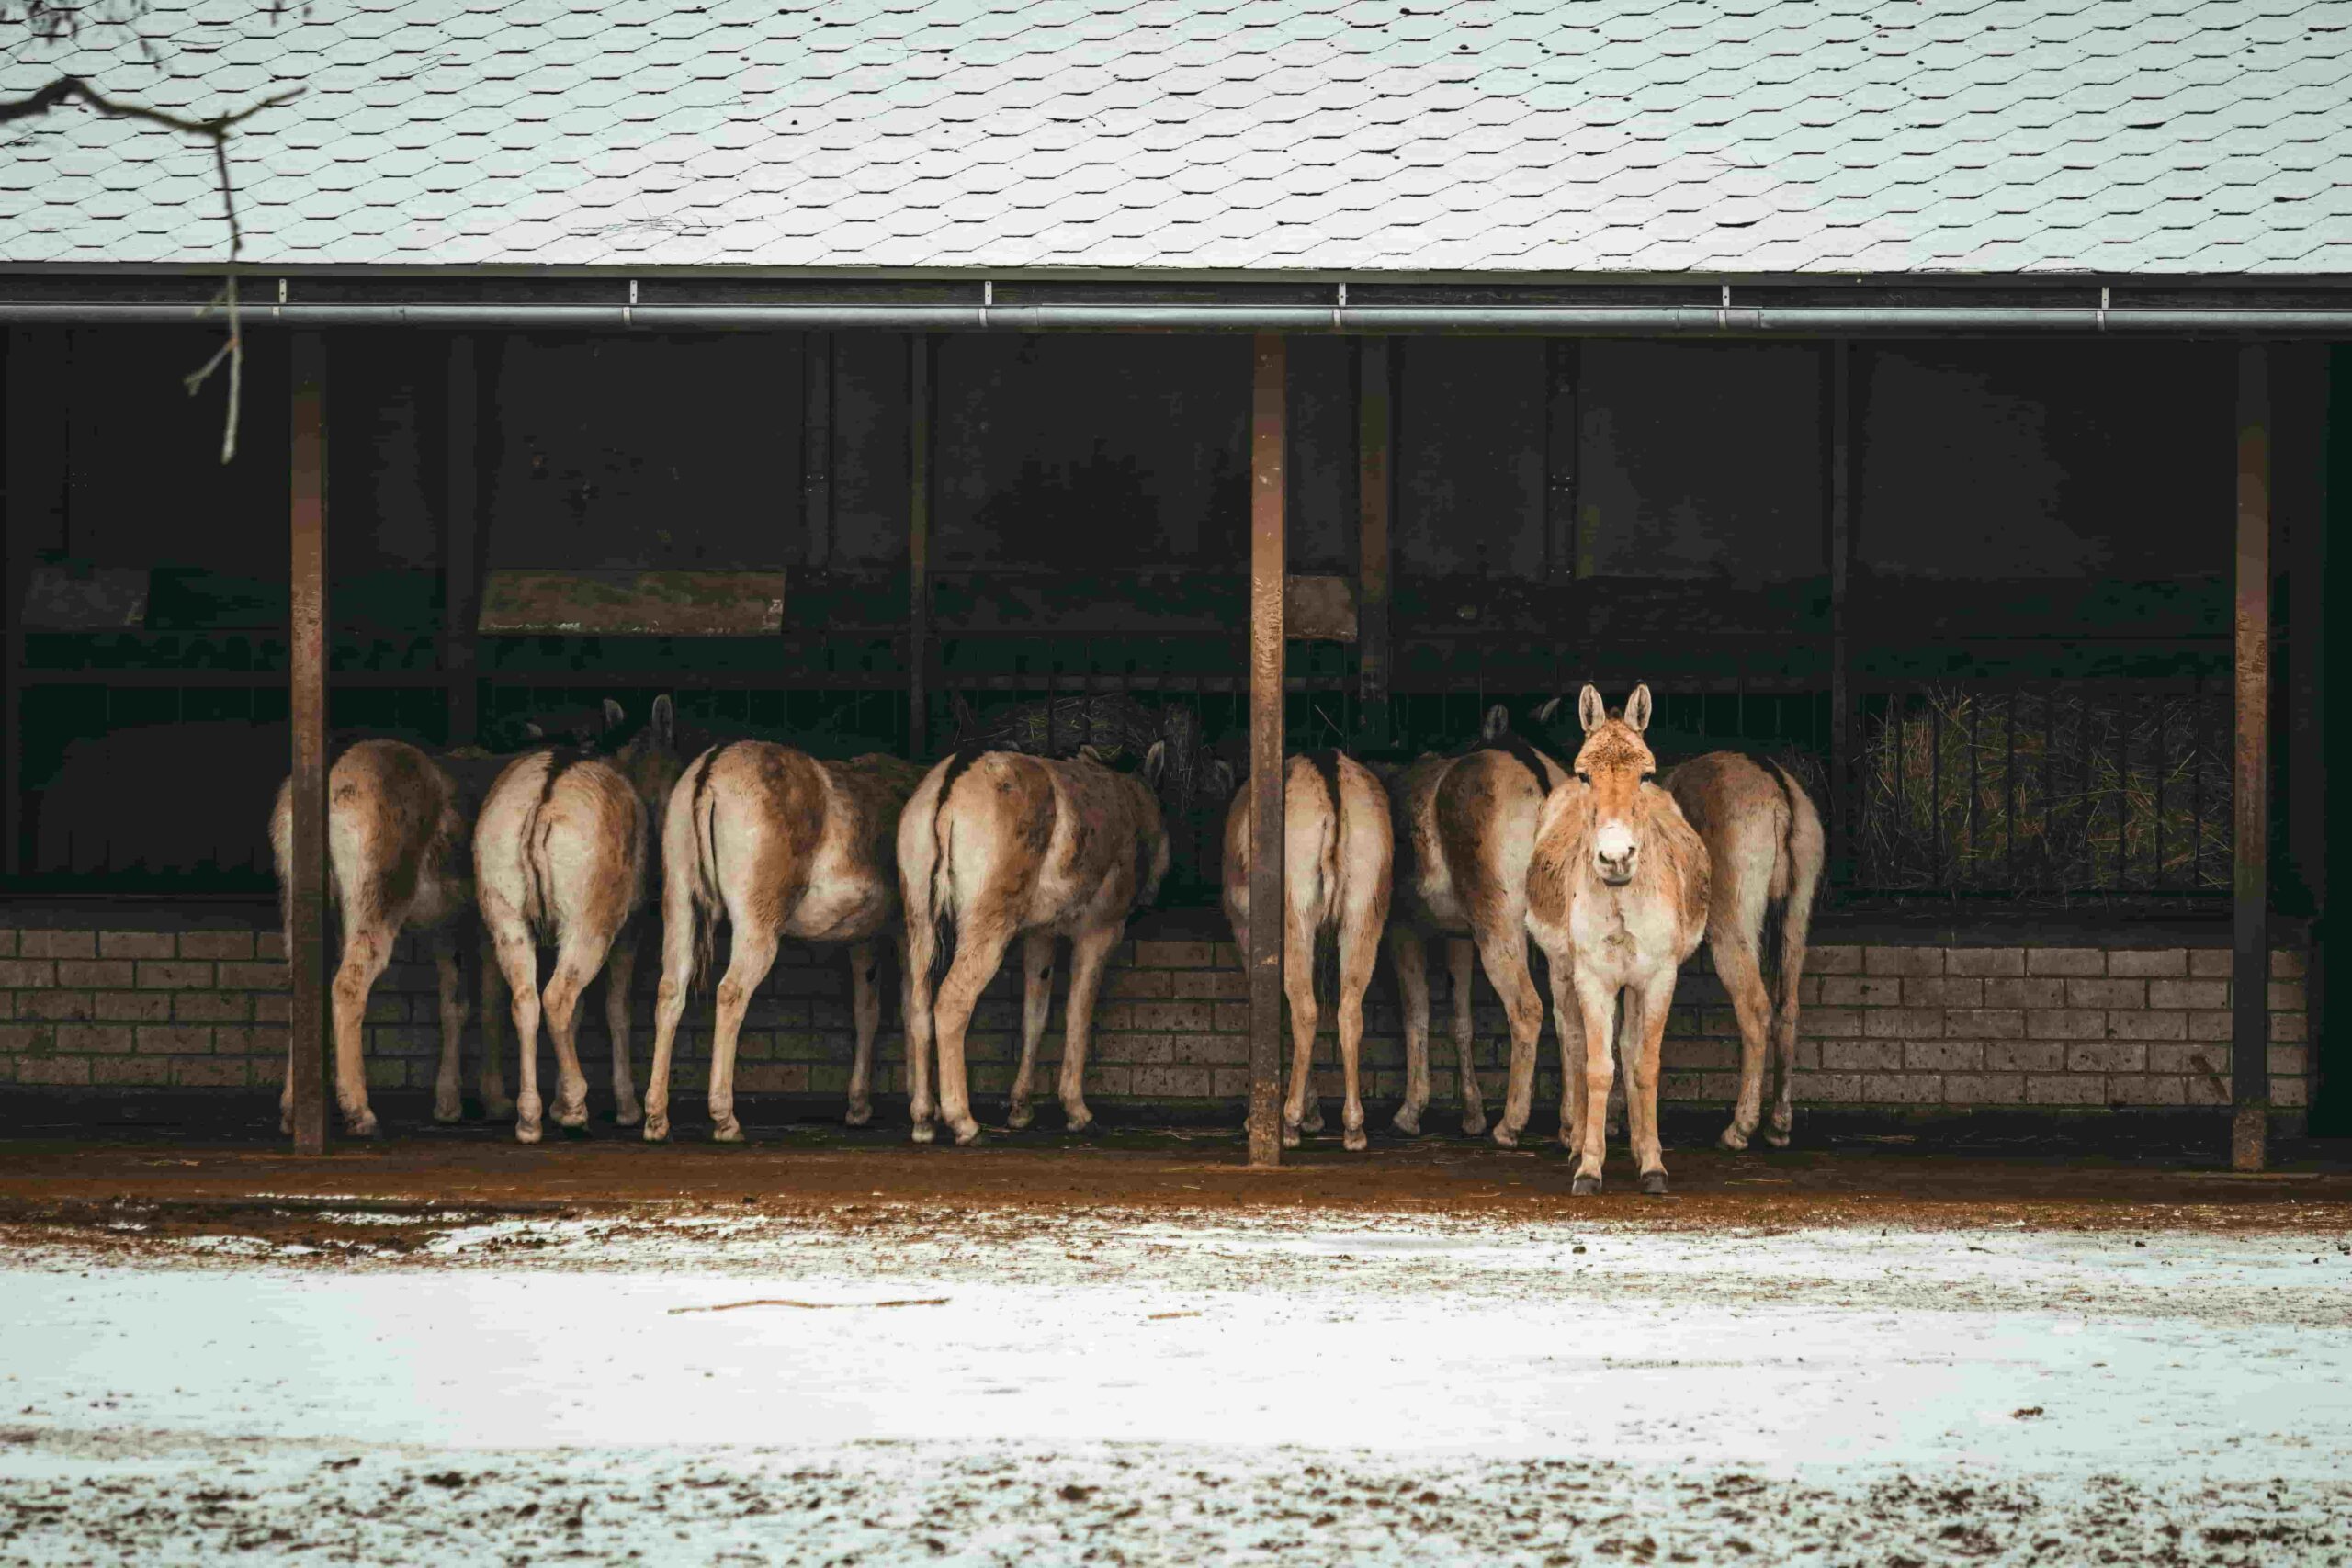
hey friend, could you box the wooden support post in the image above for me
[1826,340,1856,880]
[2233,343,2273,1172]
[1356,337,1392,747]
[805,332,834,570]
[288,332,331,1155]
[1248,334,1288,1169]
[1544,338,1579,583]
[2,329,66,879]
[442,334,480,747]
[907,333,931,761]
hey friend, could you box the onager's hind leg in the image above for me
[1568,973,1618,1194]
[707,925,781,1143]
[1546,959,1584,1156]
[601,925,643,1127]
[930,926,1017,1146]
[1007,931,1057,1130]
[1713,933,1776,1152]
[902,917,942,1145]
[328,916,400,1137]
[640,889,697,1143]
[1476,930,1544,1149]
[1279,915,1319,1150]
[844,942,884,1127]
[1056,923,1123,1134]
[429,931,469,1123]
[488,920,546,1143]
[1386,929,1431,1135]
[477,930,514,1121]
[1333,909,1382,1153]
[1448,938,1486,1138]
[538,929,605,1133]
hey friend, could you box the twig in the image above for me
[666,1296,951,1315]
[3,73,302,461]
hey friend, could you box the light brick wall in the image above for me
[0,915,2313,1117]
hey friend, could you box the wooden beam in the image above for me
[1826,340,1856,880]
[1355,337,1392,745]
[441,334,480,746]
[1544,337,1579,583]
[2233,343,2273,1172]
[288,332,331,1155]
[907,333,931,761]
[804,332,834,570]
[1248,333,1287,1169]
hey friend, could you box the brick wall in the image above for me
[0,910,2313,1122]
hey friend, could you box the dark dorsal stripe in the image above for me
[934,742,991,814]
[1467,731,1554,793]
[534,748,579,810]
[1306,749,1344,821]
[688,739,732,818]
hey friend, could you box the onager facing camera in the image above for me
[1221,750,1394,1151]
[1524,684,1710,1196]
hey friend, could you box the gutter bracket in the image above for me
[625,278,637,329]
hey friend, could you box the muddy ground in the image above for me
[2,1124,2348,1565]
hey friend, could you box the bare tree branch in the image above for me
[1,73,302,460]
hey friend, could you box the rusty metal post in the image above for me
[907,333,931,760]
[288,332,331,1154]
[2233,343,2273,1172]
[1248,334,1288,1168]
[441,334,480,746]
[1356,337,1392,746]
[1826,340,1856,880]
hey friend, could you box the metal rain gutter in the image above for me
[4,302,2351,335]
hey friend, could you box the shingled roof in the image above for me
[3,0,2349,275]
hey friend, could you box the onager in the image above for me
[270,739,479,1137]
[473,698,682,1144]
[1524,685,1710,1195]
[1220,751,1394,1151]
[1383,706,1569,1146]
[642,743,924,1143]
[1532,703,1826,1151]
[899,743,1170,1146]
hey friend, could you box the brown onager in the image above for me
[1525,685,1710,1195]
[1383,707,1569,1147]
[1221,750,1394,1151]
[1533,702,1826,1151]
[898,743,1170,1146]
[642,743,924,1143]
[474,697,682,1144]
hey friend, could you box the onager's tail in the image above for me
[1306,750,1346,1006]
[925,746,989,998]
[1762,758,1825,1014]
[678,743,731,991]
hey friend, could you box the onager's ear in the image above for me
[1207,759,1236,802]
[524,721,545,741]
[601,698,626,733]
[1480,705,1510,740]
[1143,740,1168,790]
[1077,743,1107,766]
[1534,696,1563,725]
[1577,685,1607,734]
[650,694,676,747]
[1624,683,1653,734]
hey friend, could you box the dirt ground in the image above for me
[3,1124,2349,1566]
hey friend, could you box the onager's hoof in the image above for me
[1342,1124,1369,1154]
[432,1097,463,1125]
[615,1101,644,1129]
[1489,1125,1520,1150]
[910,1122,937,1145]
[514,1121,543,1145]
[278,1105,294,1136]
[343,1109,381,1140]
[1300,1104,1326,1135]
[1639,1170,1670,1197]
[1570,1174,1602,1197]
[641,1113,670,1144]
[481,1096,517,1122]
[1064,1106,1095,1135]
[1390,1108,1424,1137]
[1762,1127,1792,1149]
[1005,1101,1035,1132]
[710,1117,744,1145]
[842,1100,873,1129]
[1460,1111,1488,1139]
[1718,1125,1752,1153]
[1281,1122,1303,1151]
[555,1100,590,1131]
[951,1120,985,1147]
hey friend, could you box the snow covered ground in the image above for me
[3,1203,2347,1564]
